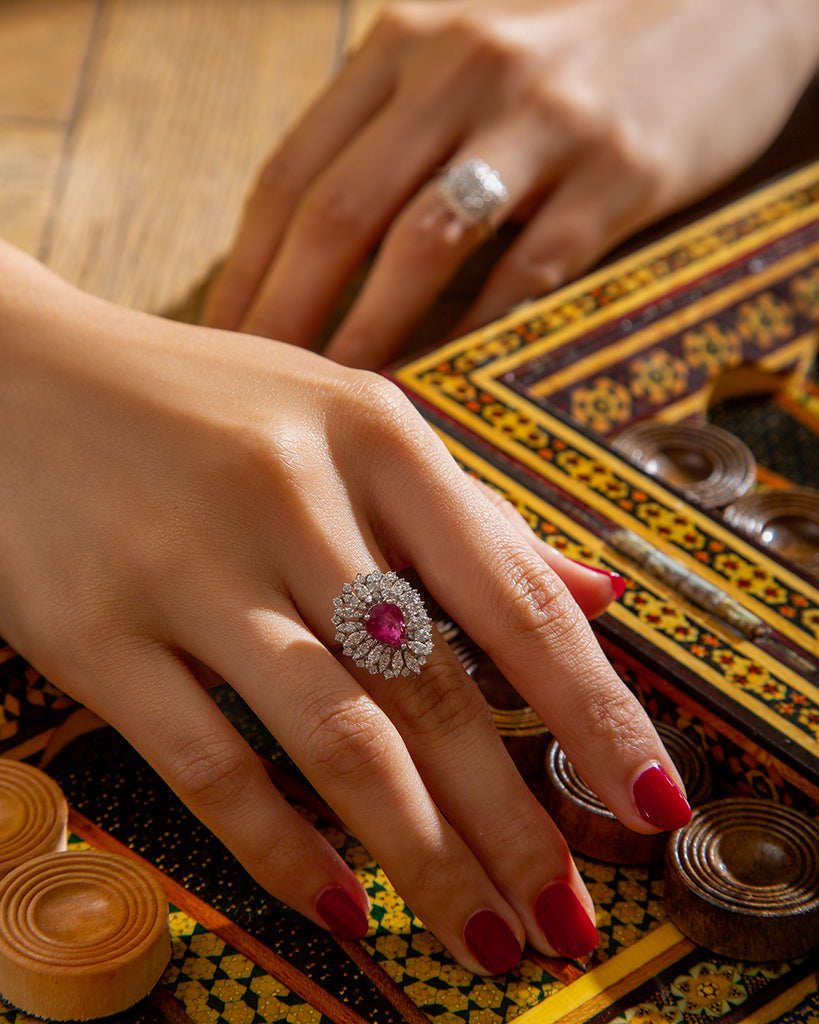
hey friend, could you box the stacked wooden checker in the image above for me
[0,760,170,1020]
[541,722,712,864]
[665,798,819,961]
[724,486,819,578]
[0,760,68,877]
[473,658,549,777]
[612,422,757,509]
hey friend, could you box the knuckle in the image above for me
[446,13,520,74]
[254,152,302,207]
[526,82,602,145]
[333,371,423,450]
[171,733,260,811]
[601,124,672,207]
[299,692,395,786]
[297,176,370,243]
[401,659,491,748]
[248,828,307,886]
[394,203,468,266]
[499,550,584,648]
[569,680,644,746]
[507,247,569,297]
[373,2,431,45]
[404,841,467,897]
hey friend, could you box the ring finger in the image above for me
[323,125,562,368]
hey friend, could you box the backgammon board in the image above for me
[2,162,819,1024]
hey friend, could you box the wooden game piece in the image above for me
[0,850,171,1020]
[0,760,68,878]
[664,798,819,960]
[541,722,712,864]
[723,486,819,578]
[612,422,757,509]
[428,601,552,778]
[473,658,550,777]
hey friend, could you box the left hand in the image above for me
[202,0,819,368]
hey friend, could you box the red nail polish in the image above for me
[633,763,692,831]
[534,883,598,959]
[315,885,369,940]
[571,560,627,599]
[464,909,522,974]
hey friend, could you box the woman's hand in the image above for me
[203,0,819,368]
[0,243,689,971]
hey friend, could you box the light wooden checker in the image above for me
[0,759,67,878]
[0,850,171,1020]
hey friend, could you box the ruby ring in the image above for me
[331,570,434,678]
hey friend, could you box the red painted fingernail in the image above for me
[464,909,522,974]
[315,885,369,940]
[633,763,692,831]
[571,560,627,599]
[534,883,598,959]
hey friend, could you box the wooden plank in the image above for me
[0,122,65,255]
[0,0,98,256]
[44,0,341,314]
[0,0,98,121]
[346,0,390,49]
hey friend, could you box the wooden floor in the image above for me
[1,0,387,316]
[2,0,818,324]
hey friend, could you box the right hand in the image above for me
[0,243,690,972]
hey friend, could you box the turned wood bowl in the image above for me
[613,421,757,509]
[723,486,819,578]
[0,760,67,878]
[541,722,712,864]
[0,850,171,1020]
[665,798,819,960]
[473,658,550,778]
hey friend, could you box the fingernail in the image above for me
[570,560,627,599]
[315,885,369,940]
[534,882,598,959]
[463,909,522,974]
[633,763,692,830]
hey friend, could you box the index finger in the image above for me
[380,456,691,835]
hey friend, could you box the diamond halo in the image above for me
[331,570,434,678]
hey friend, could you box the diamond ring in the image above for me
[436,157,508,227]
[331,570,434,678]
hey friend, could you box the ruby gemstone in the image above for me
[365,602,406,647]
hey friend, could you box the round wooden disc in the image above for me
[0,761,68,879]
[0,850,171,1020]
[541,722,712,864]
[612,422,757,509]
[723,486,819,578]
[473,658,550,777]
[665,798,819,960]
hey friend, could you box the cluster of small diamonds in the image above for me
[437,158,508,226]
[332,571,434,678]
